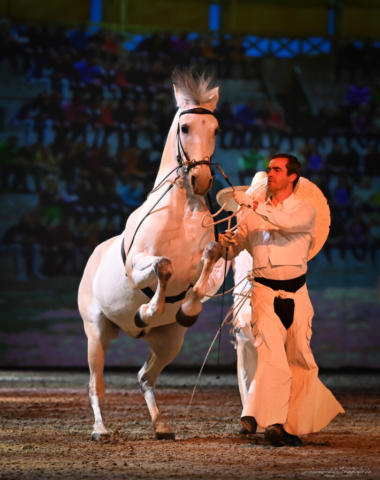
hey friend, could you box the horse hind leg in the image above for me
[83,316,120,441]
[132,254,173,328]
[138,322,186,440]
[177,241,222,327]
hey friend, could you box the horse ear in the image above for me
[173,84,188,109]
[207,87,219,111]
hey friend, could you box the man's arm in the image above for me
[218,220,251,260]
[255,202,316,233]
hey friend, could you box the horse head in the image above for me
[173,71,219,197]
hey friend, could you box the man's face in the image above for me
[267,158,296,193]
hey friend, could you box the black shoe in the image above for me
[239,425,250,434]
[284,430,302,447]
[240,416,257,434]
[264,424,284,447]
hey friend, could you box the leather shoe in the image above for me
[264,424,284,447]
[240,416,257,434]
[284,430,302,446]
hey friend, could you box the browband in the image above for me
[179,107,216,118]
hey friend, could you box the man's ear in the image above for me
[173,84,189,109]
[290,173,297,185]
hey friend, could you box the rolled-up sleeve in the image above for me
[255,202,316,233]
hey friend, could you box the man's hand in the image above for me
[233,191,258,210]
[218,232,237,246]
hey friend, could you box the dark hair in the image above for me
[270,153,301,188]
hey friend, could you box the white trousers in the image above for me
[234,281,345,436]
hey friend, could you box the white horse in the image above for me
[78,71,223,441]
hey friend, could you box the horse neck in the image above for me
[155,109,180,187]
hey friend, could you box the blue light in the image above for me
[328,9,335,36]
[246,47,264,57]
[209,3,221,31]
[90,0,102,23]
[320,40,331,53]
[123,34,145,51]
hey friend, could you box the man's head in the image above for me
[267,153,301,194]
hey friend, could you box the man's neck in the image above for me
[270,187,294,207]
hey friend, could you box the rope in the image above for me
[204,274,250,297]
[216,244,229,379]
[184,285,253,427]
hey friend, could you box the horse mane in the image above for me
[172,69,218,106]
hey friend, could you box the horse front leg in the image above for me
[176,241,222,327]
[131,252,173,328]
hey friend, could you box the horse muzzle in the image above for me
[189,170,213,196]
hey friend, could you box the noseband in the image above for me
[176,107,217,172]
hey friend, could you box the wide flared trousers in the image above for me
[235,281,344,436]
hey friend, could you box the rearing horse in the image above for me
[78,71,223,441]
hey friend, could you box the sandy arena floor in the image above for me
[0,371,379,479]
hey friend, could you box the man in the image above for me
[218,153,344,447]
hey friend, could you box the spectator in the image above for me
[0,136,29,193]
[73,54,104,99]
[345,146,360,177]
[350,106,371,147]
[117,177,145,209]
[49,216,77,275]
[114,99,135,151]
[368,214,380,265]
[344,80,371,109]
[61,94,89,145]
[323,210,346,265]
[97,100,118,147]
[346,212,368,262]
[333,177,352,218]
[364,146,380,176]
[325,143,346,179]
[234,99,261,148]
[307,144,324,175]
[353,176,376,210]
[215,102,236,149]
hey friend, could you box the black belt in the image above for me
[253,274,306,293]
[253,274,306,330]
[121,236,193,304]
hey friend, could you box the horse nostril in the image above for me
[191,175,197,191]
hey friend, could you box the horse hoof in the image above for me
[176,307,199,327]
[155,431,175,441]
[91,432,110,442]
[134,308,148,329]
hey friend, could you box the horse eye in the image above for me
[181,125,189,134]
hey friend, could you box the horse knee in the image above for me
[153,257,173,282]
[202,241,222,262]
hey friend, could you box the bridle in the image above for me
[176,107,217,172]
[150,106,233,196]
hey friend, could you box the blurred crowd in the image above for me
[0,21,379,279]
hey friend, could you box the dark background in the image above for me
[0,0,379,368]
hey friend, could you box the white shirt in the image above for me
[228,194,316,281]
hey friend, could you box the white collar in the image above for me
[266,193,297,207]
